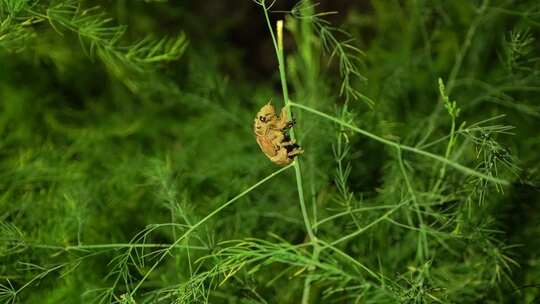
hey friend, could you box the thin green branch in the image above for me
[396,148,428,261]
[418,0,490,146]
[129,163,294,297]
[314,205,399,228]
[317,239,382,282]
[328,201,408,246]
[25,243,208,251]
[289,101,509,186]
[432,78,460,193]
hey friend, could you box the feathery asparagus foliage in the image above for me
[1,0,539,303]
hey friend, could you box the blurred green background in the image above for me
[1,0,539,303]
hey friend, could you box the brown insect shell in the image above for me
[254,102,300,165]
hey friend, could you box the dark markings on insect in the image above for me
[253,102,303,165]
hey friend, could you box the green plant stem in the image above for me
[432,112,457,193]
[129,163,293,297]
[396,148,428,261]
[328,201,409,246]
[27,243,208,251]
[317,240,381,282]
[261,4,319,303]
[263,8,315,243]
[314,205,399,228]
[289,101,509,186]
[417,0,489,146]
[13,264,65,298]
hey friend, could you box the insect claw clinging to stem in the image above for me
[278,139,296,147]
[285,119,296,129]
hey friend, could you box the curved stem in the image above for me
[129,163,293,297]
[27,243,208,251]
[289,101,509,186]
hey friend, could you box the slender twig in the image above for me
[289,101,509,186]
[317,240,382,282]
[314,204,400,228]
[432,79,459,193]
[25,243,208,251]
[129,163,293,297]
[417,0,490,146]
[329,201,408,246]
[396,148,428,261]
[12,264,65,298]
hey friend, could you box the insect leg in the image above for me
[284,119,296,130]
[287,148,304,157]
[270,148,291,166]
[275,107,290,130]
[278,139,296,147]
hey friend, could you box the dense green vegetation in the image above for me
[1,0,539,303]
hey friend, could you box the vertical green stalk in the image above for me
[396,147,428,261]
[261,3,319,303]
[417,0,489,147]
[431,110,457,193]
[261,2,316,245]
